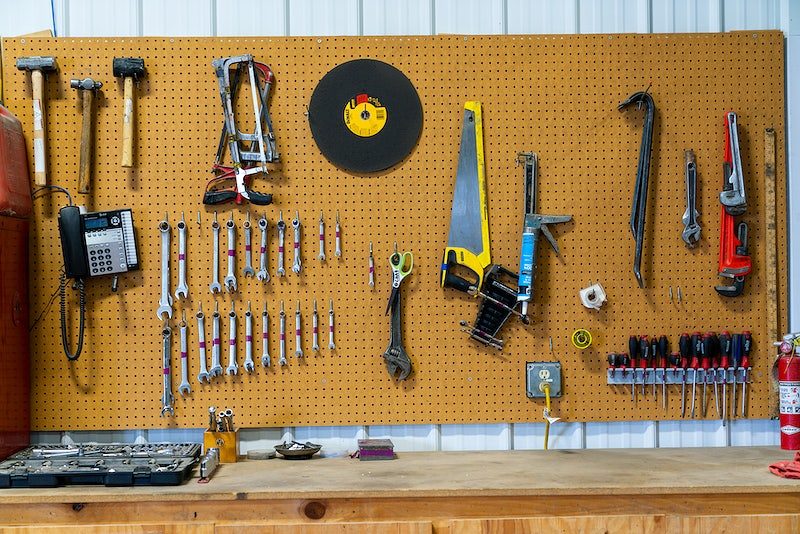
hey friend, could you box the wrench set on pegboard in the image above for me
[0,32,788,430]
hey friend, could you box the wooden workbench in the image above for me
[0,447,798,532]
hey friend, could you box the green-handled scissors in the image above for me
[385,242,413,315]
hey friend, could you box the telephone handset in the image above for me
[57,205,139,361]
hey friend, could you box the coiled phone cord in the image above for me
[59,271,86,361]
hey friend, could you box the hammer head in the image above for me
[70,78,102,91]
[16,56,57,72]
[112,57,145,80]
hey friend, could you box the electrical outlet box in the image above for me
[526,362,562,398]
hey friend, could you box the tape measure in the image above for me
[571,329,592,350]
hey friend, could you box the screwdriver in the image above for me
[719,331,732,425]
[708,332,720,418]
[668,352,680,413]
[650,336,658,399]
[639,336,650,397]
[742,331,752,416]
[658,335,669,410]
[629,335,639,401]
[700,333,715,417]
[731,333,742,418]
[691,332,701,418]
[619,353,631,399]
[607,353,619,382]
[679,333,691,418]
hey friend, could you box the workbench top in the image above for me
[0,447,797,503]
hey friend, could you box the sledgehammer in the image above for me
[16,56,57,186]
[112,57,146,167]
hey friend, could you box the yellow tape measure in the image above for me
[571,329,592,350]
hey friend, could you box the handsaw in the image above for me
[440,101,491,293]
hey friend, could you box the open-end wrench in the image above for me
[682,150,701,247]
[227,301,238,375]
[244,301,255,373]
[161,322,174,417]
[328,298,336,350]
[335,210,342,258]
[256,216,270,282]
[209,212,222,294]
[276,211,286,277]
[209,301,223,377]
[279,300,287,366]
[292,211,302,274]
[312,299,320,352]
[175,213,189,300]
[196,303,210,383]
[178,312,191,396]
[295,300,304,357]
[368,241,375,288]
[157,215,174,320]
[224,213,238,292]
[318,211,326,261]
[243,211,256,278]
[261,302,270,367]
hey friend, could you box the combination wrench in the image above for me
[244,302,255,373]
[175,213,189,300]
[157,215,173,320]
[256,215,270,282]
[261,302,271,367]
[196,303,210,384]
[279,300,287,366]
[335,210,342,258]
[178,312,191,396]
[295,300,304,357]
[224,213,238,292]
[276,211,286,277]
[160,322,174,417]
[209,301,223,377]
[292,211,302,273]
[312,299,320,352]
[318,211,326,261]
[682,150,701,247]
[243,212,256,278]
[328,298,336,350]
[227,301,238,375]
[209,212,222,294]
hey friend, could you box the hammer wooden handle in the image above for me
[121,76,134,167]
[30,69,47,186]
[78,89,94,194]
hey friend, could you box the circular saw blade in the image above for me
[308,59,423,174]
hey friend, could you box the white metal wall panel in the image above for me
[723,0,780,31]
[507,0,579,34]
[730,419,780,446]
[657,420,727,447]
[64,0,140,37]
[585,421,656,448]
[141,0,213,36]
[293,425,366,453]
[215,0,287,36]
[362,0,432,35]
[578,0,651,33]
[367,425,439,451]
[434,0,505,35]
[288,0,360,36]
[651,0,723,32]
[440,424,511,450]
[238,427,287,453]
[0,0,54,37]
[513,422,584,449]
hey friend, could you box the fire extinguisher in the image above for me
[777,335,800,450]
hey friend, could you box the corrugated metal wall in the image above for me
[3,0,798,450]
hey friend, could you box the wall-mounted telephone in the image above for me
[57,205,139,361]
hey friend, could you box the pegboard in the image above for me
[0,32,786,430]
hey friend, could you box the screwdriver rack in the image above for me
[606,368,751,386]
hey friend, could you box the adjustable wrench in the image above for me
[292,211,302,274]
[279,300,287,366]
[224,213,238,292]
[209,301,223,377]
[328,298,336,350]
[276,211,286,277]
[209,212,222,294]
[243,211,256,278]
[196,303,210,383]
[720,111,746,215]
[244,301,255,373]
[318,211,326,261]
[335,210,342,258]
[256,216,270,282]
[261,302,270,367]
[312,299,320,352]
[295,300,304,357]
[227,302,238,375]
[161,323,174,417]
[175,213,189,299]
[157,215,173,319]
[682,150,701,247]
[178,312,191,396]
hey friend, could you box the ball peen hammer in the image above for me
[112,57,145,167]
[70,78,102,194]
[15,56,57,186]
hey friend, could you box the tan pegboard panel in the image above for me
[0,33,786,430]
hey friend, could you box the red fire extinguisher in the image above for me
[778,337,800,450]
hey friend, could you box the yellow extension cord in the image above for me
[543,383,551,450]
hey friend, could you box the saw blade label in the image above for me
[344,93,387,137]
